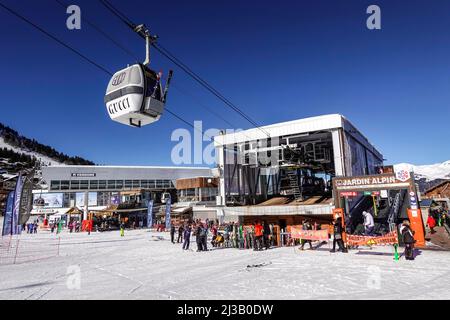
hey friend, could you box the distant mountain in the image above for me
[0,122,94,176]
[394,161,450,192]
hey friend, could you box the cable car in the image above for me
[161,192,171,204]
[104,25,173,128]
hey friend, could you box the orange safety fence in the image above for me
[346,230,399,247]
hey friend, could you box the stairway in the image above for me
[287,170,302,201]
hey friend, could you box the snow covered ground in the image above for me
[1,229,450,300]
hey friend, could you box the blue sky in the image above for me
[0,0,449,167]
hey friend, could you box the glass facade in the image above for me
[50,179,174,191]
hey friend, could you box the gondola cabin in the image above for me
[104,64,172,127]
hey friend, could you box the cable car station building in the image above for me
[214,114,384,226]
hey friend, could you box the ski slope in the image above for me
[1,229,449,300]
[0,136,62,167]
[395,161,450,181]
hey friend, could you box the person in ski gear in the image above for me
[183,223,192,250]
[170,222,176,244]
[330,216,348,253]
[300,219,314,250]
[400,220,415,260]
[177,223,184,243]
[427,215,436,234]
[200,223,208,251]
[195,223,203,252]
[362,211,375,236]
[263,220,271,250]
[254,221,264,251]
[120,221,125,237]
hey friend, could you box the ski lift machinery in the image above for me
[104,24,173,127]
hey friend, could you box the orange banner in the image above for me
[346,230,399,247]
[290,227,329,241]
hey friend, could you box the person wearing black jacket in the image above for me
[330,217,348,253]
[263,220,271,250]
[400,220,415,260]
[177,224,184,243]
[170,222,176,244]
[195,223,203,252]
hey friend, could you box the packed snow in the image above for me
[1,229,450,300]
[395,161,450,181]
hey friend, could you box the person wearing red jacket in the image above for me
[427,215,436,234]
[254,221,264,251]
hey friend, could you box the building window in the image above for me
[132,180,140,189]
[61,180,70,190]
[156,180,163,188]
[116,180,124,189]
[141,180,148,188]
[90,180,98,190]
[148,180,156,188]
[98,180,107,190]
[80,180,89,190]
[50,180,60,190]
[125,180,132,188]
[107,180,116,189]
[70,180,80,190]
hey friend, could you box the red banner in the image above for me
[290,227,329,241]
[346,230,398,247]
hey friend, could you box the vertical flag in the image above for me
[165,197,172,230]
[2,191,15,236]
[147,200,154,228]
[12,174,23,235]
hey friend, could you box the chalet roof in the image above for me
[425,180,450,194]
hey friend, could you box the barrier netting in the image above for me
[0,236,61,265]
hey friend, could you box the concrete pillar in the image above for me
[83,191,88,221]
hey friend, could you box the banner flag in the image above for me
[290,227,329,241]
[165,198,172,230]
[12,174,23,235]
[147,200,154,228]
[346,230,399,247]
[2,191,15,236]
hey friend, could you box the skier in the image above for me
[195,223,203,252]
[300,219,313,250]
[170,222,176,244]
[177,223,184,243]
[400,220,415,260]
[362,211,375,236]
[263,220,271,250]
[254,221,263,251]
[330,216,348,253]
[201,223,208,251]
[183,223,192,250]
[120,221,125,237]
[427,214,436,234]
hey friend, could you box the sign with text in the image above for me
[333,173,412,191]
[289,227,329,241]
